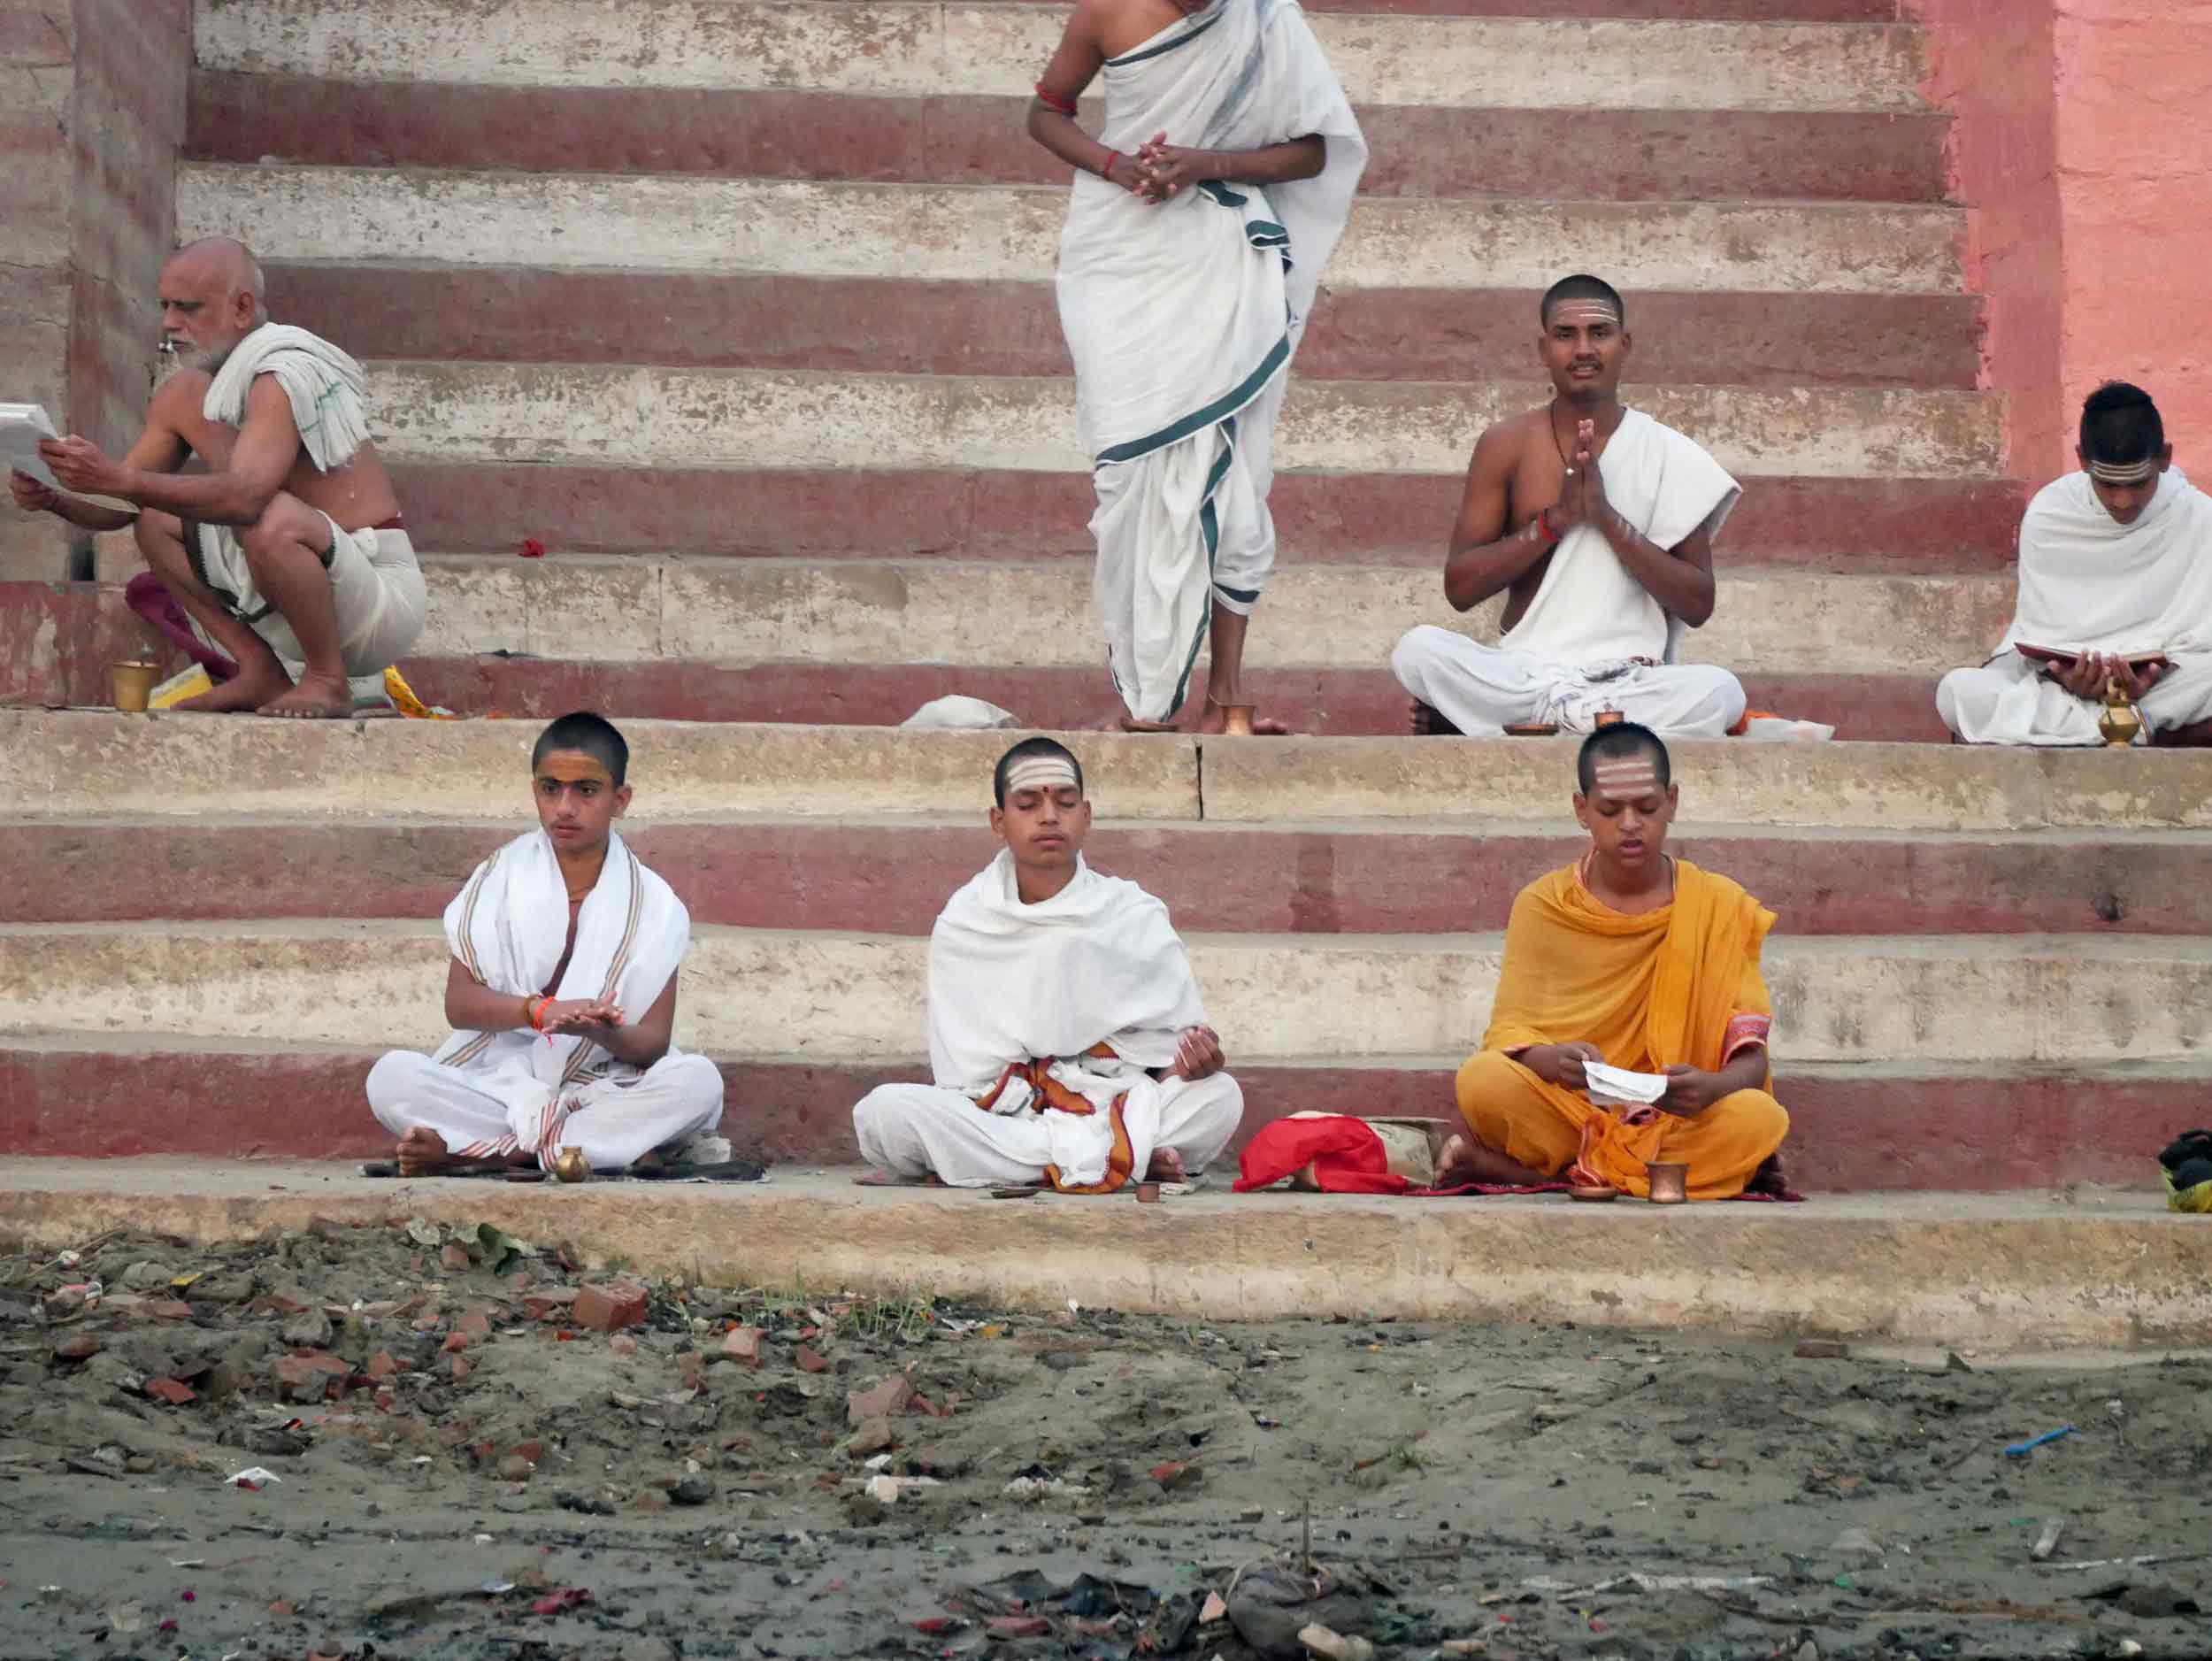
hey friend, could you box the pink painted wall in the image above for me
[1912,0,2212,485]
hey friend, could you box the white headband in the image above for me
[2088,458,2157,484]
[1002,755,1079,796]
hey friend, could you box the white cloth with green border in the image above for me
[1056,0,1364,723]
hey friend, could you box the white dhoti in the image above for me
[1936,468,2212,745]
[854,1071,1242,1188]
[369,1050,723,1171]
[1392,626,1746,738]
[1391,408,1744,738]
[183,517,426,678]
[853,849,1229,1192]
[1938,650,2212,747]
[365,828,720,1172]
[1059,0,1365,722]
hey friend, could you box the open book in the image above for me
[2016,642,2172,673]
[0,404,59,489]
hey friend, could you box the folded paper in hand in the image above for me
[0,404,59,490]
[1584,1061,1668,1109]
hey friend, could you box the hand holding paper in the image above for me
[1583,1061,1668,1109]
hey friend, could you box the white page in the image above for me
[1584,1060,1668,1108]
[0,404,60,490]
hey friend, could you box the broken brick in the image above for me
[365,1350,399,1380]
[450,1356,472,1381]
[987,1616,1050,1639]
[143,1378,196,1406]
[722,1326,764,1368]
[442,1332,471,1354]
[1150,1460,1202,1489]
[51,1334,99,1362]
[523,1288,577,1323]
[274,1352,351,1403]
[910,1615,962,1635]
[608,1334,637,1358]
[571,1281,647,1333]
[140,1299,195,1321]
[795,1344,829,1374]
[439,1241,472,1272]
[457,1310,493,1342]
[847,1373,915,1424]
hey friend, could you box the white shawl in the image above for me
[926,851,1208,1186]
[2000,468,2212,657]
[1058,0,1365,463]
[432,830,693,1149]
[1500,410,1742,669]
[204,322,371,474]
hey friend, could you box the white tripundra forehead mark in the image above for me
[1003,756,1079,794]
[1550,301,1621,325]
[1591,759,1659,788]
[2088,458,2157,483]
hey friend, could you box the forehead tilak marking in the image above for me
[2088,458,2157,484]
[1550,301,1621,325]
[1003,756,1079,794]
[1590,759,1660,790]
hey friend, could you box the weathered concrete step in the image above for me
[0,1155,2196,1346]
[402,558,2007,677]
[387,658,1950,744]
[183,166,1966,296]
[0,1039,2193,1201]
[15,818,2203,940]
[191,81,1953,205]
[8,922,2212,1066]
[196,4,1929,112]
[260,268,1982,390]
[361,364,2005,480]
[19,712,2212,833]
[383,464,2026,570]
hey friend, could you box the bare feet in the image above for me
[258,671,353,719]
[1409,698,1462,737]
[1433,1133,1550,1188]
[1745,1152,1790,1196]
[1117,715,1181,733]
[396,1127,453,1178]
[1144,1146,1187,1183]
[175,669,288,714]
[1194,700,1291,735]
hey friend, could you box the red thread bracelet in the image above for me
[1101,149,1123,182]
[1536,507,1562,545]
[1033,81,1076,116]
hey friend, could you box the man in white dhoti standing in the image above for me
[367,712,724,1175]
[8,236,424,719]
[1027,0,1365,733]
[1937,382,2212,747]
[852,736,1242,1190]
[1390,275,1748,740]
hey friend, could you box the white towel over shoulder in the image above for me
[204,321,371,473]
[434,830,693,1147]
[1502,409,1741,670]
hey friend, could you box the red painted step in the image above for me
[9,819,2190,939]
[266,267,1981,391]
[388,465,2024,571]
[189,78,1948,204]
[386,659,1955,744]
[0,1042,2171,1196]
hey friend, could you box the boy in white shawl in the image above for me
[853,736,1242,1190]
[1391,276,1747,739]
[1028,0,1365,734]
[11,236,423,719]
[367,712,723,1175]
[1938,382,2212,747]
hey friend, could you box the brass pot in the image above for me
[1645,1162,1689,1204]
[111,660,160,712]
[551,1145,591,1184]
[2098,681,2144,748]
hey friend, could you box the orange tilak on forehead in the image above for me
[535,750,614,787]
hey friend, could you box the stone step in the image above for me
[382,464,2025,569]
[196,4,1929,112]
[8,922,2210,1065]
[0,1039,2190,1201]
[190,81,1953,204]
[182,166,1966,296]
[399,558,2008,678]
[257,268,1983,390]
[359,364,2004,480]
[14,817,2201,939]
[1,1154,2195,1346]
[386,658,1950,743]
[18,713,2212,833]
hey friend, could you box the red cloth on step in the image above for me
[1233,1115,1409,1194]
